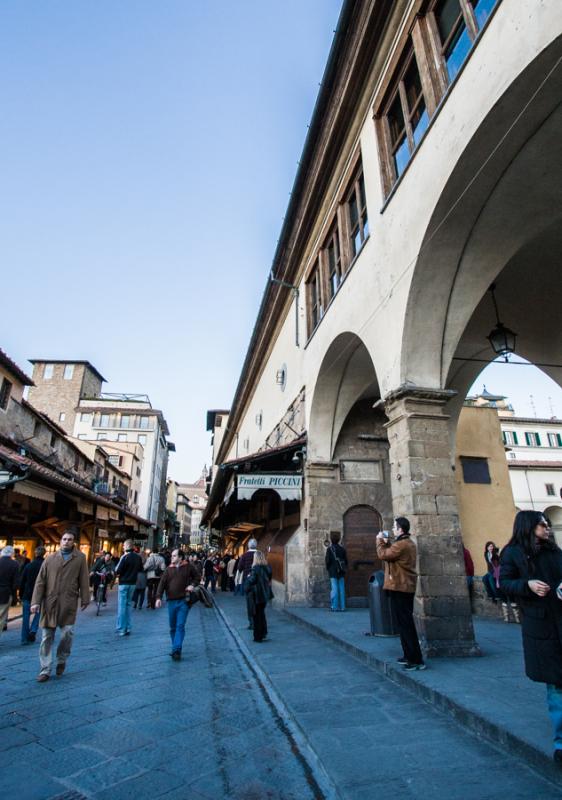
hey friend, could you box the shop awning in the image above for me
[12,481,55,503]
[226,522,263,534]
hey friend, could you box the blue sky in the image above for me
[1,2,561,480]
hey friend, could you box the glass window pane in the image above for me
[471,0,498,29]
[403,61,422,113]
[412,107,429,146]
[363,218,369,239]
[445,25,472,81]
[393,135,410,177]
[387,95,405,146]
[359,175,366,209]
[349,194,359,228]
[434,0,462,43]
[354,230,362,255]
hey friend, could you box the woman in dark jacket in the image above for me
[500,510,562,762]
[245,550,273,642]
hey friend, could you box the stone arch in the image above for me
[400,36,562,392]
[308,332,380,462]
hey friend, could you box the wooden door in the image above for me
[343,505,383,605]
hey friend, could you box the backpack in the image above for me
[331,545,346,577]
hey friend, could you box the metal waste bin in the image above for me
[368,570,398,636]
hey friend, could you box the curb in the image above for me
[213,601,343,800]
[282,608,562,786]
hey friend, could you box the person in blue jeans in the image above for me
[115,540,143,636]
[500,510,562,764]
[325,531,348,611]
[19,546,45,644]
[156,548,200,660]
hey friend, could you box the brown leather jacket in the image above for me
[376,534,417,593]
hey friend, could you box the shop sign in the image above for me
[237,474,302,501]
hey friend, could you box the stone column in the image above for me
[304,461,339,606]
[382,385,480,657]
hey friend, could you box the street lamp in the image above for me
[487,283,517,362]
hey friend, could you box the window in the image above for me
[63,364,74,380]
[347,171,369,258]
[139,416,150,429]
[460,456,491,484]
[59,412,66,422]
[502,430,518,446]
[306,265,324,335]
[138,434,147,445]
[117,433,127,442]
[119,456,124,467]
[431,0,500,81]
[546,484,556,497]
[108,455,119,466]
[386,52,429,182]
[325,224,343,300]
[524,432,541,447]
[50,433,57,448]
[78,434,87,440]
[97,433,106,441]
[0,378,12,411]
[547,433,562,448]
[43,364,54,380]
[136,466,141,477]
[80,412,92,423]
[74,454,80,470]
[120,415,130,429]
[99,414,110,428]
[34,419,41,436]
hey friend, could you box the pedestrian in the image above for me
[376,517,426,671]
[144,549,166,609]
[227,555,237,592]
[133,567,147,609]
[19,545,46,644]
[90,552,114,605]
[325,531,348,612]
[500,510,562,762]
[30,530,90,683]
[463,544,475,602]
[203,553,217,594]
[0,546,19,639]
[155,548,200,660]
[245,550,273,642]
[237,539,258,628]
[114,539,143,636]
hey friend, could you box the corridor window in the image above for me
[306,264,324,335]
[382,51,429,185]
[546,484,556,497]
[430,0,500,83]
[547,433,562,448]
[120,415,130,429]
[99,414,110,427]
[460,456,491,484]
[524,432,541,446]
[502,430,518,445]
[347,171,369,257]
[325,224,343,300]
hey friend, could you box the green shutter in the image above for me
[513,431,518,445]
[525,432,531,446]
[536,433,542,446]
[557,433,562,447]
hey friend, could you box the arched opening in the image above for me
[343,505,383,606]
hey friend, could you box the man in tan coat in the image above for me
[376,516,426,671]
[31,530,90,682]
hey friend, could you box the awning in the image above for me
[12,481,55,503]
[226,522,263,535]
[96,506,109,521]
[77,499,94,515]
[237,474,302,501]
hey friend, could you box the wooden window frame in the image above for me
[0,378,12,411]
[345,169,369,260]
[324,221,344,302]
[306,259,325,337]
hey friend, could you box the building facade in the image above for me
[204,0,562,656]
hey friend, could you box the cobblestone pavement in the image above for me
[217,594,562,800]
[0,595,322,800]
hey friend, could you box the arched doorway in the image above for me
[343,505,383,607]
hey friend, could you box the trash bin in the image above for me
[368,570,398,636]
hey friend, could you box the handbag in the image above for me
[331,545,346,577]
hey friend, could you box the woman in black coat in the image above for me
[245,550,273,643]
[500,510,562,763]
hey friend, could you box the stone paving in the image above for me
[217,593,562,800]
[0,593,322,800]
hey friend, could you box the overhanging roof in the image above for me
[0,349,34,386]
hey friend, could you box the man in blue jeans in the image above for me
[325,531,348,611]
[156,548,200,660]
[115,540,143,637]
[19,545,45,644]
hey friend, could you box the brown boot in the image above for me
[56,663,65,676]
[37,674,49,683]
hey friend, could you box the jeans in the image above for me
[167,598,189,653]
[147,578,160,608]
[330,577,346,611]
[132,588,146,608]
[116,584,135,633]
[547,684,562,751]
[253,601,268,641]
[39,625,74,675]
[21,600,40,643]
[204,574,216,593]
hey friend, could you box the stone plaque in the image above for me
[339,460,382,482]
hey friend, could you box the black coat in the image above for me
[246,565,273,606]
[325,544,348,579]
[0,556,19,604]
[500,543,562,685]
[19,557,44,602]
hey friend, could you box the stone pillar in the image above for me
[382,385,480,657]
[304,461,339,606]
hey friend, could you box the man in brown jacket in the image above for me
[376,516,426,671]
[155,548,200,660]
[31,530,90,682]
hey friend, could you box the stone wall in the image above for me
[28,363,102,436]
